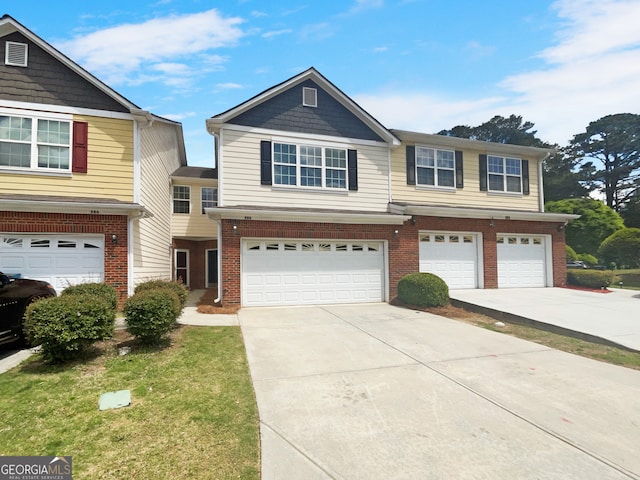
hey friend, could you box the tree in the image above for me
[567,113,640,212]
[438,114,546,146]
[598,228,640,268]
[545,198,624,256]
[438,114,588,201]
[620,188,640,227]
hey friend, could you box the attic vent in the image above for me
[5,42,28,67]
[303,87,317,107]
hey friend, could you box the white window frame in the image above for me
[201,186,217,214]
[487,155,522,194]
[173,185,191,214]
[415,146,455,189]
[272,141,348,190]
[0,108,72,173]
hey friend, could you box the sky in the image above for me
[5,0,640,167]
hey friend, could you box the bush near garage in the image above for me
[61,282,118,313]
[398,272,449,307]
[134,280,188,315]
[24,294,115,363]
[124,289,180,344]
[566,269,616,289]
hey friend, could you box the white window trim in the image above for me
[172,185,191,214]
[0,108,73,173]
[415,145,456,190]
[487,154,523,194]
[272,139,349,191]
[201,186,218,214]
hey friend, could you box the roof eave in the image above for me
[1,198,152,218]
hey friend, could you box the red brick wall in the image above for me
[172,238,218,289]
[0,211,129,304]
[218,216,567,305]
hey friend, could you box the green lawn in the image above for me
[614,268,640,290]
[0,326,260,480]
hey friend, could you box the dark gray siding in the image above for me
[0,32,129,113]
[230,79,384,142]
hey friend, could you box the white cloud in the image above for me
[359,0,640,146]
[160,111,196,121]
[57,9,244,86]
[216,83,244,90]
[262,28,293,39]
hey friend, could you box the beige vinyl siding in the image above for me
[390,145,541,211]
[133,121,184,285]
[221,128,390,212]
[0,115,134,201]
[172,182,218,238]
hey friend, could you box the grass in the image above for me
[614,268,640,290]
[0,326,260,480]
[426,304,640,371]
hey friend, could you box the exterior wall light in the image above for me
[111,234,118,244]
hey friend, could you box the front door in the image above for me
[175,249,189,286]
[206,249,218,287]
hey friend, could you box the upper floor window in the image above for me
[0,114,71,171]
[173,185,190,214]
[201,187,217,214]
[488,155,522,193]
[273,142,347,190]
[416,146,455,188]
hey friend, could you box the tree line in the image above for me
[438,114,640,268]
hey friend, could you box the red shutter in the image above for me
[72,121,88,173]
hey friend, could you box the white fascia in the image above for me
[206,207,411,225]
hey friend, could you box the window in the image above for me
[273,142,348,190]
[0,114,71,171]
[487,155,522,193]
[416,146,455,187]
[201,187,217,214]
[173,186,190,214]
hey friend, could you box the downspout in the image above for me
[206,121,224,304]
[539,152,550,212]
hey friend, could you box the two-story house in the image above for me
[0,15,186,304]
[206,68,577,307]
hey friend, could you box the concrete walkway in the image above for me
[450,287,640,352]
[239,303,640,479]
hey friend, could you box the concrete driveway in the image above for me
[239,304,640,480]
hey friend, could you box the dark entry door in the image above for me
[207,249,218,286]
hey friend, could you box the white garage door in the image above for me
[497,235,547,288]
[242,239,384,306]
[419,232,479,289]
[0,234,104,292]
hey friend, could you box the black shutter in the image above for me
[348,149,358,191]
[479,154,488,191]
[260,140,272,185]
[455,150,463,189]
[406,145,416,185]
[522,159,530,195]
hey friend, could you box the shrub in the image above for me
[24,294,115,363]
[135,280,188,313]
[598,227,640,269]
[397,272,449,307]
[124,289,179,343]
[566,269,616,289]
[566,245,578,262]
[577,253,599,267]
[62,282,117,312]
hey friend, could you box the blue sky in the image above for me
[6,0,640,167]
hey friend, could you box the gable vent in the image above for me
[5,42,28,67]
[303,87,317,107]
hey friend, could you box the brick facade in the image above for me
[0,210,129,304]
[218,216,567,306]
[172,238,218,289]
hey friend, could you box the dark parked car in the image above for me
[0,272,56,346]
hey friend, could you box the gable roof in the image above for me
[207,67,400,145]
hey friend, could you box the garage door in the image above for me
[497,235,546,288]
[242,239,384,306]
[419,232,479,289]
[0,234,104,292]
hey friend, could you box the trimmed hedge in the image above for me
[124,289,179,343]
[61,282,117,312]
[566,269,616,289]
[398,272,449,307]
[24,294,115,363]
[134,280,188,313]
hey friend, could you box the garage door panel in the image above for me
[497,235,547,288]
[419,233,479,289]
[242,240,384,306]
